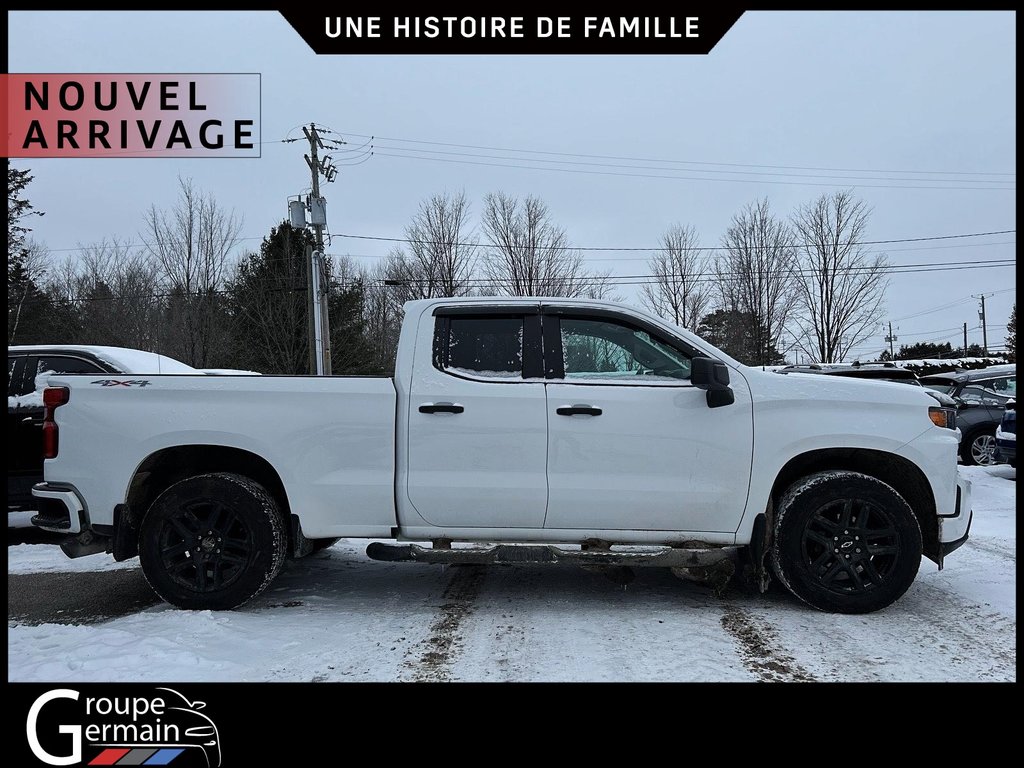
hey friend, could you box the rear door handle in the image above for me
[556,405,602,416]
[419,402,465,414]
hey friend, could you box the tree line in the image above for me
[8,163,1014,372]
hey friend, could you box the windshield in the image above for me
[923,383,954,394]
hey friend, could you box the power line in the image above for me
[366,143,1014,186]
[23,260,1014,306]
[890,287,1017,323]
[475,239,1016,263]
[38,228,1017,256]
[333,228,1016,253]
[335,130,1015,178]
[372,150,1016,192]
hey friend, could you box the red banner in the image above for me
[2,73,260,158]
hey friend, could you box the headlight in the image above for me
[928,406,956,430]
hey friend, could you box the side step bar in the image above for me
[366,541,739,568]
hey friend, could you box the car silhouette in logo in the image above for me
[90,688,221,767]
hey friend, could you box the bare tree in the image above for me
[581,274,617,301]
[362,253,408,372]
[641,224,713,329]
[790,191,889,363]
[396,191,477,298]
[142,177,242,367]
[717,198,798,366]
[52,240,163,350]
[481,192,601,297]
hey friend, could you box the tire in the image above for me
[771,471,922,614]
[139,472,287,610]
[961,428,997,466]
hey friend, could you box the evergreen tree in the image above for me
[225,223,315,374]
[7,163,48,343]
[697,308,785,365]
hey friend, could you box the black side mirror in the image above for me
[691,356,735,408]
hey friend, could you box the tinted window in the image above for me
[33,356,106,382]
[961,376,1016,406]
[9,356,31,397]
[443,317,524,378]
[561,317,691,382]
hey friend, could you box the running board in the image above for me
[365,542,739,568]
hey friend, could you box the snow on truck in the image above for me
[33,297,972,614]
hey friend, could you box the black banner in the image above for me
[279,11,745,54]
[13,683,449,766]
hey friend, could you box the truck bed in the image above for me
[44,374,398,538]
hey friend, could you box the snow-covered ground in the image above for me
[8,465,1015,682]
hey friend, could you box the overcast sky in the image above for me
[7,11,1016,360]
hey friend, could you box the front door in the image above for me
[543,311,754,533]
[406,309,549,529]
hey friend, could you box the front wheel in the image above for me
[771,471,922,614]
[139,472,287,610]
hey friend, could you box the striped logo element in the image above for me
[90,748,185,765]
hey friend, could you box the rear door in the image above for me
[406,307,549,529]
[542,309,754,533]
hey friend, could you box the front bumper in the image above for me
[994,429,1016,464]
[936,472,972,568]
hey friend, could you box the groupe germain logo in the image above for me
[26,688,221,767]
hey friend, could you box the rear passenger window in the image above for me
[33,356,105,379]
[437,317,524,379]
[9,356,31,397]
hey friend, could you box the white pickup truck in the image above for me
[33,297,971,614]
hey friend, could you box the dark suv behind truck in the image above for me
[7,346,195,523]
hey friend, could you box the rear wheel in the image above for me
[139,472,286,610]
[772,471,922,614]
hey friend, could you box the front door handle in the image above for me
[556,405,602,417]
[419,402,465,414]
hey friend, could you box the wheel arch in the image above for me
[123,445,292,557]
[769,448,939,564]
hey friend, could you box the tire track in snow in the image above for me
[966,537,1016,563]
[901,579,1016,677]
[720,606,817,682]
[402,565,486,682]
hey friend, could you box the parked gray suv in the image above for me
[919,365,1017,466]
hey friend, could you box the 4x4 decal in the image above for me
[90,380,152,387]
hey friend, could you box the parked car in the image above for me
[776,363,959,407]
[33,297,970,615]
[994,399,1016,468]
[7,345,196,524]
[919,365,1016,466]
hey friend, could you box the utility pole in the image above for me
[304,123,333,375]
[963,322,968,357]
[885,322,897,359]
[973,293,992,356]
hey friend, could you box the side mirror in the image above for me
[691,356,734,408]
